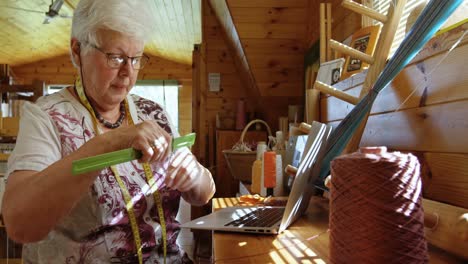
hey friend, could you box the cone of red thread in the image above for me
[329,146,428,263]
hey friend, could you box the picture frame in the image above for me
[341,25,381,80]
[316,58,346,85]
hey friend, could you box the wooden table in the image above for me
[212,196,331,263]
[211,197,465,263]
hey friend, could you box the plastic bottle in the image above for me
[273,131,286,195]
[251,141,266,194]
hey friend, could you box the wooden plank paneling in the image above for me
[229,7,307,24]
[208,0,261,103]
[321,43,468,122]
[246,54,304,69]
[242,38,306,54]
[251,67,303,83]
[206,62,237,74]
[326,100,468,152]
[257,81,303,97]
[202,73,242,87]
[206,50,234,63]
[423,153,468,208]
[235,23,307,39]
[0,0,200,66]
[227,0,308,8]
[354,101,468,153]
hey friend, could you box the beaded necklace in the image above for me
[73,85,126,129]
[93,102,126,129]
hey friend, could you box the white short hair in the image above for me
[70,0,155,65]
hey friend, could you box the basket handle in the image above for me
[239,119,273,143]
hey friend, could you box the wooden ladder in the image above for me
[313,0,407,152]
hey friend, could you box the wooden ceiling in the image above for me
[0,0,201,66]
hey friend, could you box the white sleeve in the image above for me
[6,102,61,178]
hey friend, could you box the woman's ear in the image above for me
[70,38,81,66]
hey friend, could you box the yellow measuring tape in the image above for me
[74,77,167,264]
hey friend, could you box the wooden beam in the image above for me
[423,198,468,259]
[326,3,332,61]
[329,39,375,65]
[207,0,261,109]
[342,0,387,23]
[320,3,326,63]
[315,80,359,105]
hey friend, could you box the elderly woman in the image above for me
[1,0,215,263]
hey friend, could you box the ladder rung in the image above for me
[342,0,388,23]
[314,81,359,105]
[298,122,312,134]
[329,40,375,65]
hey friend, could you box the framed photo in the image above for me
[341,25,381,80]
[316,58,345,85]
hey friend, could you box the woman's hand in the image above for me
[114,120,172,163]
[164,148,203,192]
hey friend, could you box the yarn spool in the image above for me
[329,147,428,263]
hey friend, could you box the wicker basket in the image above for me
[222,119,272,183]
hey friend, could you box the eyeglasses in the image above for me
[86,42,149,70]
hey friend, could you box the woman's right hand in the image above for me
[112,120,172,163]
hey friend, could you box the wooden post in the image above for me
[32,79,46,102]
[320,3,326,64]
[326,3,332,61]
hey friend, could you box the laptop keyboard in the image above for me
[225,207,285,228]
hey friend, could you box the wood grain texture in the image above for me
[321,42,468,122]
[321,26,468,252]
[423,198,468,259]
[423,153,468,208]
[0,0,201,65]
[212,196,465,263]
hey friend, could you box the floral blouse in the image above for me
[7,88,192,263]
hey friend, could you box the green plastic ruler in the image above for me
[72,133,196,175]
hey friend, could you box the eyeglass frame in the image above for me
[81,42,150,70]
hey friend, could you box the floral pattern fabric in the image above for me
[8,89,192,263]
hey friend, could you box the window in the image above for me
[364,0,428,58]
[132,80,179,132]
[47,84,69,94]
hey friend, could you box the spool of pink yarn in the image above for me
[329,146,428,263]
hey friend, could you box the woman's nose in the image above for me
[118,58,134,76]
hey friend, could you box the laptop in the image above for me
[181,121,332,234]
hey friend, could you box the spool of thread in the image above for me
[329,147,428,263]
[263,151,277,196]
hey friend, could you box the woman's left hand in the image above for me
[164,148,203,192]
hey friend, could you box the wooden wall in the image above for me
[320,24,468,209]
[10,54,193,136]
[191,0,361,196]
[204,0,309,133]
